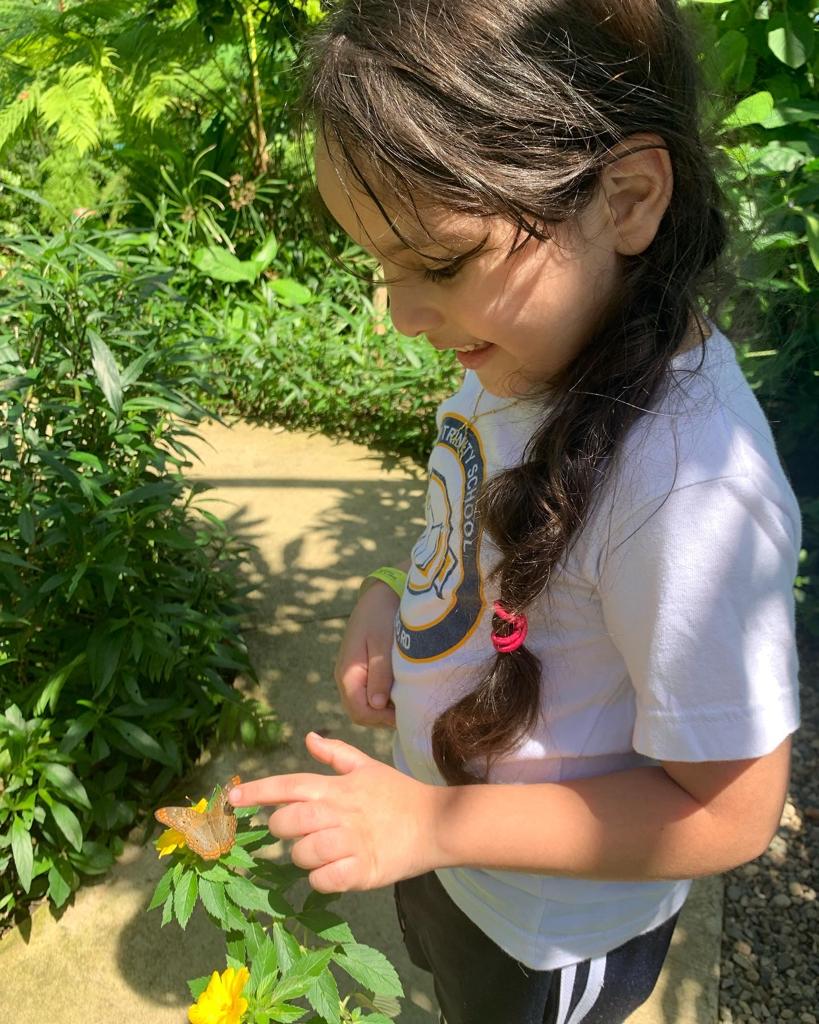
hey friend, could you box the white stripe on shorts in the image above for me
[555,954,607,1024]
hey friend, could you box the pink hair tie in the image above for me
[491,601,528,654]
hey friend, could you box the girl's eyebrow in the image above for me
[375,232,489,262]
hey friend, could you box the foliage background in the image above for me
[0,0,817,928]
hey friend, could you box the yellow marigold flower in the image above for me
[188,966,250,1024]
[154,798,208,857]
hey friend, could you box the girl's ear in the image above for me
[599,133,674,257]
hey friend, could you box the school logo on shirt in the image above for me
[395,413,487,661]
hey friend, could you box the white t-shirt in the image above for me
[390,324,801,970]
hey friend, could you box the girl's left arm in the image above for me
[228,731,792,894]
[430,735,792,880]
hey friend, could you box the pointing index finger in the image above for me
[227,773,325,808]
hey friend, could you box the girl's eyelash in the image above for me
[421,261,462,283]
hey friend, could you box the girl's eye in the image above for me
[422,262,462,283]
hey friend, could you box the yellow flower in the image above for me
[188,966,250,1024]
[154,798,208,858]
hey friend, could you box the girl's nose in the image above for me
[387,285,444,338]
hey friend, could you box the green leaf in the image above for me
[41,763,91,810]
[227,935,247,964]
[761,100,819,128]
[39,65,113,155]
[222,843,257,870]
[49,800,84,852]
[249,935,279,1001]
[297,908,355,945]
[713,29,748,88]
[34,653,86,715]
[17,508,35,544]
[243,919,270,961]
[174,870,198,930]
[11,817,34,892]
[197,875,229,925]
[252,234,278,271]
[804,214,819,274]
[305,966,341,1024]
[722,91,774,129]
[106,718,173,765]
[89,330,123,418]
[47,858,76,908]
[87,627,125,696]
[271,920,301,975]
[192,247,259,283]
[187,975,211,1001]
[268,278,313,305]
[751,143,806,174]
[148,866,175,911]
[268,948,335,1004]
[0,88,38,156]
[265,1003,307,1023]
[161,889,174,927]
[59,712,97,754]
[225,875,275,914]
[767,13,814,69]
[332,943,404,997]
[66,841,115,875]
[67,452,105,473]
[0,550,33,570]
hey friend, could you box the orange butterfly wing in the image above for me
[155,775,241,860]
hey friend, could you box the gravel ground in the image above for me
[718,634,818,1024]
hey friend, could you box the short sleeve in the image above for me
[597,475,801,761]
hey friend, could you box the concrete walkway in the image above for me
[0,420,722,1023]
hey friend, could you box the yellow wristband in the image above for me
[358,566,407,600]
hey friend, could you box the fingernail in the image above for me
[228,787,241,804]
[370,694,387,708]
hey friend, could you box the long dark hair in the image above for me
[298,0,740,785]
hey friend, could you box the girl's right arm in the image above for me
[333,559,410,730]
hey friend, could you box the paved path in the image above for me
[0,420,722,1023]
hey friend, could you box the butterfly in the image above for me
[154,775,241,860]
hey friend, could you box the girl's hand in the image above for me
[229,732,442,893]
[334,580,399,729]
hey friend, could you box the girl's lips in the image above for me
[455,342,494,369]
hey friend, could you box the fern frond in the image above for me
[130,71,181,127]
[0,3,66,63]
[0,87,38,156]
[39,65,115,155]
[56,1,134,28]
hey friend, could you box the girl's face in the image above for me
[315,136,623,397]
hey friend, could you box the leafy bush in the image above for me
[0,223,277,926]
[686,0,819,635]
[186,245,462,465]
[0,0,324,263]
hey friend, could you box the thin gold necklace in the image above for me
[468,386,519,427]
[450,385,519,451]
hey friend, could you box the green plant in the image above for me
[0,0,323,244]
[150,781,403,1024]
[0,703,116,921]
[685,0,819,634]
[187,274,460,466]
[0,220,278,925]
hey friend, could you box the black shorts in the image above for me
[393,870,681,1024]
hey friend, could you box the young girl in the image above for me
[228,2,802,1021]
